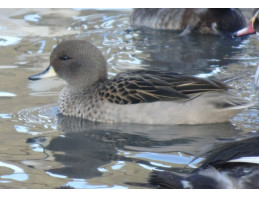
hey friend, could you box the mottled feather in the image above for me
[98,70,229,105]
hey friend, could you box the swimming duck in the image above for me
[130,8,246,37]
[28,40,251,125]
[149,136,259,189]
[233,10,259,87]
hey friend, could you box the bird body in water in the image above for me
[130,8,246,37]
[28,40,252,125]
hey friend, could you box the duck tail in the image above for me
[213,92,254,111]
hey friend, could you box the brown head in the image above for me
[28,40,108,90]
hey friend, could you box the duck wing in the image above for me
[98,70,229,104]
[191,136,259,170]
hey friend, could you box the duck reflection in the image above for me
[37,114,242,181]
[45,132,116,179]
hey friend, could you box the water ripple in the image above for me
[16,104,59,134]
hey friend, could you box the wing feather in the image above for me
[98,70,229,104]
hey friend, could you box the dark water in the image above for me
[0,8,258,188]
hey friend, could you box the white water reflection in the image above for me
[0,92,16,97]
[64,178,128,189]
[111,161,125,170]
[132,152,203,168]
[0,36,22,46]
[0,65,18,69]
[14,125,39,136]
[97,167,108,172]
[195,67,221,78]
[0,161,28,182]
[0,113,12,119]
[138,163,158,171]
[30,143,44,152]
[24,14,41,22]
[45,171,67,179]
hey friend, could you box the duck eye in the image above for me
[60,55,70,61]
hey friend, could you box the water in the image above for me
[0,8,258,189]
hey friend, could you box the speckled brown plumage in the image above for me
[97,70,229,105]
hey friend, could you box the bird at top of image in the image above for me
[130,8,247,38]
[28,40,253,125]
[233,9,259,88]
[149,136,259,189]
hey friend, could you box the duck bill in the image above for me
[232,18,256,37]
[28,65,57,80]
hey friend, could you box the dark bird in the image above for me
[149,136,259,189]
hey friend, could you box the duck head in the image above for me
[28,40,108,90]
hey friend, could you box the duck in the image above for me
[28,40,252,125]
[130,8,246,37]
[233,10,259,87]
[149,136,259,189]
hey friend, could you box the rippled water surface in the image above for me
[0,8,259,189]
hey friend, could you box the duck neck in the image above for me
[67,76,108,92]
